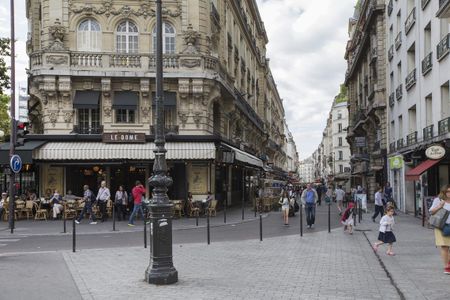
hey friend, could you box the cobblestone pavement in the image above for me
[63,210,450,300]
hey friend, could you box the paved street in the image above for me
[1,205,450,299]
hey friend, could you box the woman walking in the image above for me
[429,184,450,274]
[280,190,290,226]
[114,185,128,221]
[373,206,396,256]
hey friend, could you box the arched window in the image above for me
[152,22,176,54]
[77,19,101,51]
[116,20,139,53]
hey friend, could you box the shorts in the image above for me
[282,206,290,211]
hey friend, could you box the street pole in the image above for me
[241,169,245,220]
[8,0,16,234]
[145,0,177,285]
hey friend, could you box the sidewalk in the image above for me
[0,206,264,237]
[59,211,450,300]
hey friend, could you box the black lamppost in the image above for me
[145,0,178,285]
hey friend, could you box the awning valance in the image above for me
[152,92,177,106]
[222,143,263,168]
[113,91,139,109]
[34,142,216,161]
[0,141,47,164]
[405,159,442,181]
[73,91,100,109]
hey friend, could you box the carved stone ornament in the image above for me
[180,58,201,68]
[193,112,201,128]
[140,79,150,96]
[104,107,112,117]
[49,112,58,127]
[46,55,68,65]
[178,79,190,98]
[63,111,73,123]
[178,111,188,128]
[181,24,200,54]
[69,0,181,18]
[101,78,111,96]
[141,107,150,118]
[48,19,66,50]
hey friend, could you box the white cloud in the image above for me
[256,0,355,159]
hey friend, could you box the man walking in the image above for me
[335,185,346,215]
[96,181,110,222]
[301,183,318,229]
[372,186,384,222]
[75,185,97,225]
[128,181,147,226]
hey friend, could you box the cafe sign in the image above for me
[102,132,146,143]
[425,145,446,160]
[389,155,403,169]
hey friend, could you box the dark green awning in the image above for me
[152,92,177,106]
[73,91,100,109]
[0,141,47,165]
[113,91,139,110]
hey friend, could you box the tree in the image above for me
[0,38,11,95]
[0,94,10,137]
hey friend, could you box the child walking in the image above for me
[341,201,355,234]
[373,206,396,256]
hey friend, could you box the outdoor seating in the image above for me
[188,200,200,217]
[2,201,18,221]
[173,200,184,218]
[34,202,48,220]
[205,200,217,217]
[262,198,272,212]
[64,201,77,219]
[106,199,113,217]
[21,200,34,219]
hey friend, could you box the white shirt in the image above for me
[97,187,111,201]
[430,197,450,224]
[335,189,345,201]
[379,215,395,233]
[374,191,383,206]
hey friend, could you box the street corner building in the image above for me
[0,0,300,206]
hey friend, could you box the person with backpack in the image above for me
[301,183,318,229]
[75,185,97,225]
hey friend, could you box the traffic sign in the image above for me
[10,155,22,173]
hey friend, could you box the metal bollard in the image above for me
[328,203,331,233]
[196,214,199,226]
[224,202,227,224]
[207,213,210,245]
[259,213,263,241]
[300,203,303,237]
[144,221,147,248]
[72,219,76,253]
[63,213,67,234]
[112,203,116,232]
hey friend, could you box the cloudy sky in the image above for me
[1,0,356,159]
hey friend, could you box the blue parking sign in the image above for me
[10,155,22,174]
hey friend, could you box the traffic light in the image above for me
[15,120,29,147]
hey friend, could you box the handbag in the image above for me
[429,208,450,229]
[442,224,450,237]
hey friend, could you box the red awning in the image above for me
[405,159,442,181]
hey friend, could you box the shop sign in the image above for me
[102,132,145,143]
[355,137,366,147]
[425,145,446,160]
[389,156,403,169]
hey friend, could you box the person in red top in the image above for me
[128,181,147,226]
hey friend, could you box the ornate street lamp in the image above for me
[145,0,178,285]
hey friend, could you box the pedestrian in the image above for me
[324,187,333,204]
[316,184,322,206]
[279,190,290,226]
[75,185,97,225]
[429,184,450,274]
[128,181,147,226]
[50,189,63,220]
[334,185,346,215]
[114,185,128,221]
[96,181,110,222]
[341,201,355,234]
[372,206,396,256]
[0,192,6,220]
[301,183,318,229]
[372,186,384,222]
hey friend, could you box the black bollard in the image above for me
[72,219,76,253]
[112,203,116,232]
[224,200,227,224]
[144,221,147,248]
[259,213,263,241]
[300,203,303,237]
[196,214,199,226]
[254,199,257,218]
[328,203,331,233]
[63,213,66,234]
[207,213,210,245]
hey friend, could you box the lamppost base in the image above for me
[145,266,178,285]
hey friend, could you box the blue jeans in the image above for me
[305,203,316,226]
[128,203,145,224]
[77,203,96,222]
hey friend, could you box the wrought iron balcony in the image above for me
[437,33,450,61]
[405,7,416,35]
[423,124,434,140]
[407,131,417,146]
[422,52,432,75]
[388,45,394,61]
[396,138,404,149]
[150,125,179,135]
[421,0,431,9]
[395,32,402,50]
[389,92,395,106]
[405,68,416,91]
[439,117,450,135]
[389,142,396,153]
[388,0,393,16]
[72,125,103,134]
[396,84,403,100]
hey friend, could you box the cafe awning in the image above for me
[0,141,47,164]
[34,142,216,161]
[73,91,100,109]
[222,143,263,168]
[113,91,139,109]
[405,159,442,181]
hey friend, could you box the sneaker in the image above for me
[128,223,135,227]
[372,218,376,223]
[89,221,97,225]
[74,220,80,224]
[444,267,450,275]
[311,224,314,228]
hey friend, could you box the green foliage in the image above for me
[0,94,10,137]
[335,84,348,104]
[0,38,11,95]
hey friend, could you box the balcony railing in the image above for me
[422,0,431,9]
[423,124,434,140]
[439,117,450,135]
[405,8,416,35]
[396,138,404,149]
[388,0,393,16]
[110,54,142,68]
[395,32,402,50]
[422,52,433,75]
[407,131,418,145]
[437,33,450,61]
[150,125,179,135]
[389,142,396,153]
[405,68,416,90]
[73,125,103,134]
[388,45,394,61]
[396,84,403,100]
[149,54,179,69]
[389,92,395,106]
